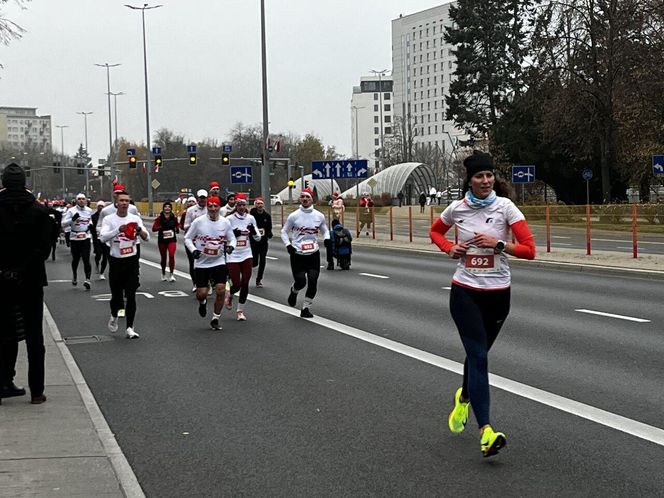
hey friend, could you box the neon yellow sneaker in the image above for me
[448,387,470,433]
[480,426,506,457]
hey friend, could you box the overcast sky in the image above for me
[1,0,444,162]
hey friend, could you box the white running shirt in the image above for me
[280,206,330,255]
[184,215,237,268]
[440,196,525,290]
[183,203,207,232]
[226,212,261,263]
[99,212,149,259]
[62,205,93,241]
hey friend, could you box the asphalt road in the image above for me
[44,240,664,497]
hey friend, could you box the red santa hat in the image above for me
[254,197,264,205]
[235,193,248,204]
[207,196,221,206]
[300,188,314,199]
[209,181,220,189]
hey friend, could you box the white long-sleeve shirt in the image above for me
[98,202,139,229]
[183,203,207,232]
[62,205,93,241]
[226,211,261,263]
[184,215,237,268]
[280,206,330,255]
[100,212,149,258]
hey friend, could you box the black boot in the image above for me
[0,382,27,398]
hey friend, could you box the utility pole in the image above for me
[260,0,271,214]
[55,125,68,199]
[95,63,121,185]
[76,111,93,195]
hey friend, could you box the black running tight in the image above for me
[290,251,320,299]
[449,284,510,428]
[70,239,91,279]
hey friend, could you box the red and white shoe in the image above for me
[225,289,233,309]
[236,310,246,321]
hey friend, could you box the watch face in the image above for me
[496,241,505,251]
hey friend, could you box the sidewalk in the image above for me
[0,308,144,498]
[1,242,662,498]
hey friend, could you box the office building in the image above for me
[0,106,52,152]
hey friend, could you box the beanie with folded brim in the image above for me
[464,151,495,180]
[1,163,26,190]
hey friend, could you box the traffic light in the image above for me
[53,161,60,174]
[154,154,162,169]
[189,152,197,165]
[129,156,137,169]
[287,177,295,189]
[221,152,230,165]
[305,180,310,189]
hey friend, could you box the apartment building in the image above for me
[0,106,52,152]
[391,2,462,157]
[350,75,394,174]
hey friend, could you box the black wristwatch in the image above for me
[494,240,506,253]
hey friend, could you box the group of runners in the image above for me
[42,151,536,458]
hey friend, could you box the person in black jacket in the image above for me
[46,200,62,261]
[249,197,272,287]
[0,163,53,405]
[91,200,108,280]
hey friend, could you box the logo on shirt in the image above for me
[486,217,494,223]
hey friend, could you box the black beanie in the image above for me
[463,151,495,180]
[1,163,27,190]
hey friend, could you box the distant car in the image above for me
[270,195,283,205]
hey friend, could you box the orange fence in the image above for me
[266,203,664,259]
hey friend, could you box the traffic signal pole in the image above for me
[260,0,271,215]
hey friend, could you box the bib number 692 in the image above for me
[471,257,489,266]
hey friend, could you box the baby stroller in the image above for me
[331,220,352,270]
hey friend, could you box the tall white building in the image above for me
[391,3,463,157]
[0,106,52,152]
[350,75,394,174]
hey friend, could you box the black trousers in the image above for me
[290,251,320,299]
[108,255,140,328]
[94,240,109,274]
[70,238,91,280]
[0,287,45,397]
[185,246,195,284]
[251,241,269,281]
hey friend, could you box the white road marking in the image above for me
[141,258,664,447]
[358,272,390,279]
[266,256,278,260]
[551,242,574,246]
[48,279,74,283]
[575,309,651,323]
[441,286,452,290]
[551,236,572,239]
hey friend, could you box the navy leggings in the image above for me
[449,283,510,427]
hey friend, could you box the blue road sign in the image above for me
[222,144,232,153]
[152,146,161,155]
[653,155,664,175]
[311,160,369,179]
[512,165,536,183]
[126,148,136,157]
[187,144,197,153]
[582,168,593,181]
[230,166,252,184]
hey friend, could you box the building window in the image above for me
[375,138,380,146]
[374,127,379,134]
[384,103,391,112]
[384,93,391,100]
[374,93,379,100]
[374,116,379,123]
[385,127,392,134]
[385,115,391,123]
[375,160,380,169]
[374,104,379,112]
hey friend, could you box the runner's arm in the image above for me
[508,219,536,260]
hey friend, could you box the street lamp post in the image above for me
[260,0,271,215]
[370,69,390,172]
[76,111,93,195]
[55,125,68,199]
[95,63,121,187]
[351,105,365,159]
[126,3,162,217]
[109,92,125,147]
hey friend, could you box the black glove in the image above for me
[72,213,80,222]
[287,245,297,255]
[324,239,332,249]
[267,232,273,239]
[233,228,242,237]
[247,224,257,235]
[225,245,234,255]
[192,250,202,259]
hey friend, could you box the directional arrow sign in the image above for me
[653,155,664,175]
[312,159,369,179]
[230,166,253,184]
[511,165,536,183]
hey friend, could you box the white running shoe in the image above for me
[99,274,106,280]
[169,272,176,282]
[161,273,167,281]
[236,310,246,321]
[107,316,118,333]
[126,327,140,339]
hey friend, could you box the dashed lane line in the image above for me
[139,258,664,448]
[575,309,651,323]
[358,272,390,279]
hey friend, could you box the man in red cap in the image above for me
[226,193,261,320]
[249,197,273,287]
[209,181,221,200]
[280,188,330,318]
[184,195,236,330]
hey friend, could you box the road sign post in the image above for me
[582,168,593,205]
[512,165,535,204]
[652,155,664,176]
[230,166,253,185]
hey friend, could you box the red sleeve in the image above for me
[510,219,536,260]
[430,218,454,254]
[152,217,161,232]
